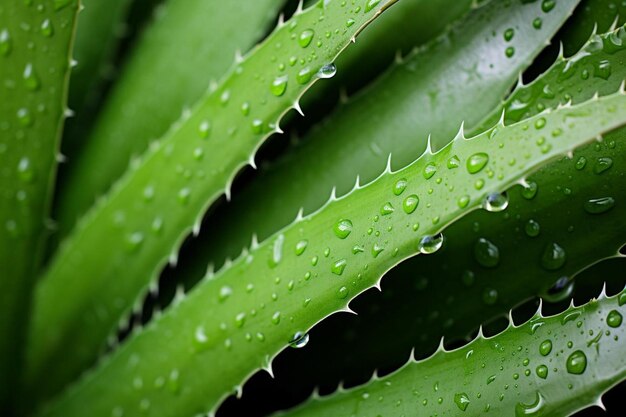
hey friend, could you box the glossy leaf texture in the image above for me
[38,92,626,417]
[53,0,288,238]
[176,0,581,281]
[0,0,78,412]
[267,24,626,390]
[25,0,400,404]
[276,288,626,417]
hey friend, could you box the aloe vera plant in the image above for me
[2,0,626,416]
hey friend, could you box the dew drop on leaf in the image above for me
[418,233,443,254]
[515,391,545,416]
[453,392,470,411]
[584,197,615,214]
[607,310,622,328]
[393,178,408,195]
[402,195,419,214]
[539,339,552,356]
[317,63,337,79]
[467,152,489,174]
[566,350,587,374]
[541,242,566,270]
[474,238,500,267]
[483,192,509,212]
[333,219,353,239]
[289,331,309,348]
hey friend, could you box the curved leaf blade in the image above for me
[39,92,626,417]
[0,0,79,412]
[276,288,626,417]
[25,0,400,403]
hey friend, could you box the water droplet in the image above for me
[0,29,11,56]
[333,219,353,239]
[619,293,626,306]
[536,365,548,379]
[371,243,384,258]
[541,0,555,12]
[403,195,419,214]
[418,233,443,254]
[483,288,498,305]
[177,188,191,205]
[269,234,284,267]
[504,28,515,41]
[22,63,40,91]
[467,153,489,174]
[505,46,515,58]
[541,242,566,270]
[474,238,499,267]
[566,350,587,374]
[423,162,437,179]
[41,19,53,37]
[393,178,407,195]
[296,67,312,84]
[593,157,613,174]
[575,156,587,170]
[380,202,394,215]
[337,286,349,299]
[362,0,381,12]
[317,63,337,79]
[295,240,308,255]
[607,310,622,328]
[584,197,614,214]
[331,259,347,275]
[525,219,540,237]
[594,59,612,80]
[198,120,211,139]
[17,157,34,183]
[125,232,144,252]
[454,393,470,411]
[289,331,309,348]
[218,286,232,302]
[457,195,470,209]
[298,29,314,47]
[521,181,538,199]
[448,155,460,169]
[271,311,280,325]
[483,192,509,212]
[539,339,552,356]
[17,108,33,126]
[193,326,209,351]
[270,75,288,96]
[515,392,545,416]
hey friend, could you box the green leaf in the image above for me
[275,288,626,417]
[25,0,400,404]
[178,0,581,280]
[38,92,626,417]
[53,0,288,239]
[0,0,79,412]
[270,25,626,388]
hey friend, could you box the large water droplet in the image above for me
[17,157,35,183]
[393,178,407,195]
[525,219,540,237]
[289,331,309,348]
[299,29,314,47]
[270,75,288,96]
[423,162,437,179]
[418,233,443,254]
[454,393,470,411]
[296,67,312,84]
[483,192,509,212]
[295,240,308,256]
[41,19,53,37]
[467,153,489,174]
[333,219,353,239]
[539,339,552,356]
[584,197,615,214]
[566,350,587,374]
[380,202,394,215]
[521,181,538,199]
[365,0,381,12]
[317,64,337,79]
[593,157,613,174]
[515,392,545,416]
[607,310,622,328]
[402,195,419,214]
[331,259,347,275]
[474,238,499,267]
[541,242,566,270]
[269,234,284,267]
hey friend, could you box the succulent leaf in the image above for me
[179,0,582,280]
[38,92,626,417]
[53,0,288,238]
[275,287,626,417]
[0,0,79,411]
[25,0,400,403]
